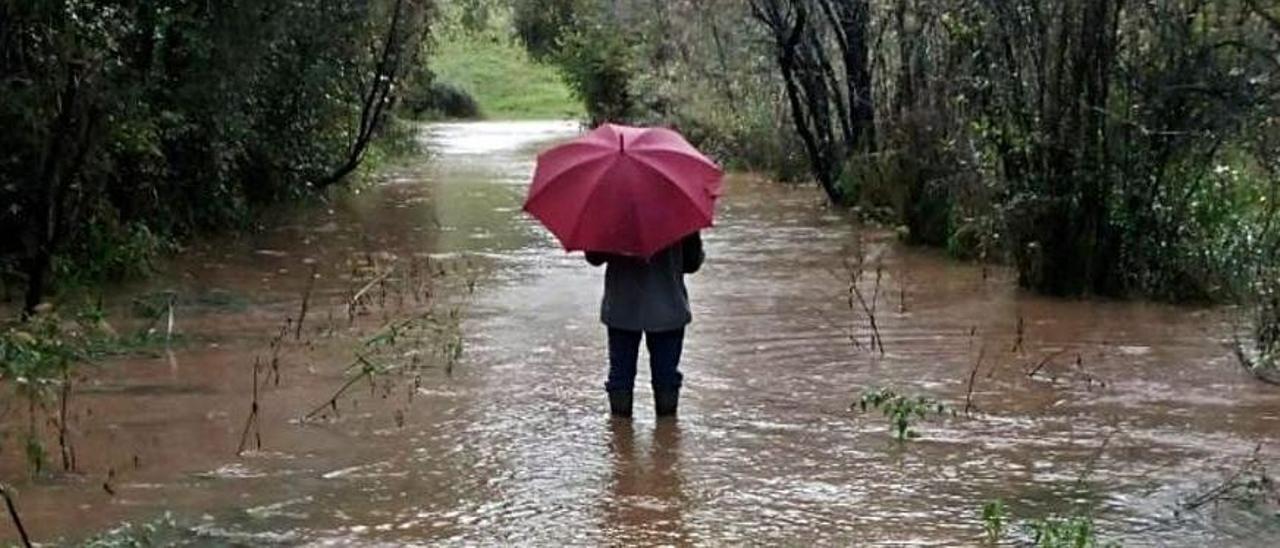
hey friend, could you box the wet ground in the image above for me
[2,121,1279,546]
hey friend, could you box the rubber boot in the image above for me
[654,388,679,418]
[608,390,633,418]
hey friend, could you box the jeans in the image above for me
[605,327,685,393]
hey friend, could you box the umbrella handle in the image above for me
[618,133,624,152]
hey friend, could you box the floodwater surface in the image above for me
[2,121,1279,546]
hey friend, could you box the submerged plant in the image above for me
[304,257,476,422]
[0,304,170,473]
[1182,445,1279,513]
[855,387,953,440]
[979,500,1116,547]
[1,311,87,473]
[981,499,1006,543]
[1023,514,1115,548]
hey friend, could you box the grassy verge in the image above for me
[430,33,582,121]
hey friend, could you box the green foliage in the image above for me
[508,0,808,180]
[452,0,506,34]
[652,81,810,182]
[403,80,482,120]
[555,21,638,125]
[1023,515,1113,548]
[512,0,585,61]
[53,221,174,292]
[0,313,86,400]
[428,28,582,120]
[981,499,1006,544]
[980,499,1117,547]
[856,387,953,441]
[740,0,1280,304]
[0,305,190,472]
[941,0,1279,300]
[0,0,431,310]
[1,310,91,472]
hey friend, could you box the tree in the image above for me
[1,1,120,316]
[749,0,876,204]
[1,0,436,313]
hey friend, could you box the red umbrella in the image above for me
[523,123,723,258]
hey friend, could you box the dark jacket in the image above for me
[586,233,704,332]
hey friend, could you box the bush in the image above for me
[404,80,482,119]
[512,0,585,61]
[556,22,638,125]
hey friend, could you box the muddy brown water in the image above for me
[2,121,1279,546]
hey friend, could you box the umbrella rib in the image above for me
[524,152,616,211]
[627,145,721,172]
[564,157,624,251]
[626,154,717,222]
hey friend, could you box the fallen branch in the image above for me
[0,483,33,548]
[348,266,396,321]
[305,355,377,421]
[1075,428,1117,488]
[1183,444,1266,511]
[1027,349,1069,378]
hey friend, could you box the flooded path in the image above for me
[3,121,1279,545]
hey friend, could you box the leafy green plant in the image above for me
[981,499,1006,544]
[1,311,88,473]
[1022,514,1114,548]
[555,21,638,125]
[855,387,953,441]
[0,306,177,473]
[978,501,1116,547]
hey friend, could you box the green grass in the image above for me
[430,33,583,120]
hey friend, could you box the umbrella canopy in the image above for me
[523,123,723,258]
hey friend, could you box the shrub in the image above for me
[404,80,483,119]
[555,22,638,125]
[856,387,953,441]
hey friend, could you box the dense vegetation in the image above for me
[0,0,432,315]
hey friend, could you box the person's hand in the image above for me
[682,233,704,273]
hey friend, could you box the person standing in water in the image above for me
[586,232,704,419]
